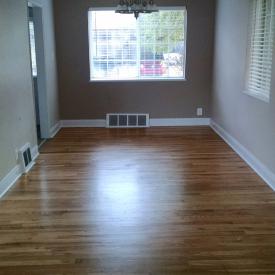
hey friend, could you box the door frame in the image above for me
[28,1,50,139]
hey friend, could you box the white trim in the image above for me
[89,6,187,12]
[31,145,39,161]
[28,0,43,8]
[89,78,187,83]
[243,90,270,103]
[61,120,106,128]
[60,118,210,128]
[210,120,275,191]
[0,166,21,199]
[50,121,61,138]
[150,118,210,127]
[28,3,51,139]
[0,145,39,198]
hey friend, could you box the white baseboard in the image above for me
[0,145,39,198]
[61,120,106,128]
[0,166,21,199]
[210,120,275,191]
[50,121,61,138]
[31,145,39,160]
[60,118,210,128]
[150,118,210,127]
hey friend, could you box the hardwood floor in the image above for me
[0,127,275,275]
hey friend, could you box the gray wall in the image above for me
[212,0,275,174]
[0,0,37,180]
[0,0,59,181]
[54,0,215,119]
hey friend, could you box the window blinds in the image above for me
[88,9,186,81]
[246,0,275,101]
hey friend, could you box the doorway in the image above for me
[28,3,49,147]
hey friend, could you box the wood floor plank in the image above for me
[0,127,274,274]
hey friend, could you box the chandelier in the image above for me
[115,0,159,19]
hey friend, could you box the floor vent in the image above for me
[107,114,150,128]
[18,144,33,173]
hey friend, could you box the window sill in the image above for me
[89,78,187,83]
[243,90,270,103]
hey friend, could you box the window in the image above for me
[88,8,187,81]
[29,21,37,77]
[245,0,275,102]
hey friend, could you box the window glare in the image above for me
[88,9,186,81]
[29,21,37,77]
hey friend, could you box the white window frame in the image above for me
[244,0,275,103]
[88,6,187,82]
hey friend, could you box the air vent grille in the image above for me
[18,144,34,173]
[23,148,32,167]
[107,114,149,128]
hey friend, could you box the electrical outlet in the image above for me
[197,108,203,117]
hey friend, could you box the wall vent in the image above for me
[106,114,150,128]
[18,144,34,173]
